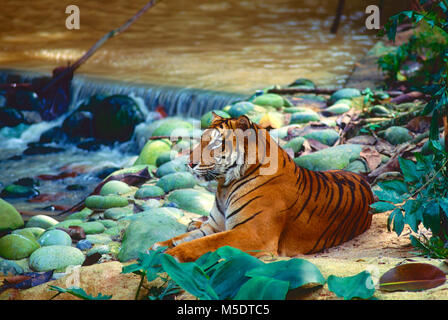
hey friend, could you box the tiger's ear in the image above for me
[236,115,251,131]
[211,111,224,122]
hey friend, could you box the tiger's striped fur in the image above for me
[153,113,373,262]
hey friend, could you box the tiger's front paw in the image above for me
[151,239,175,251]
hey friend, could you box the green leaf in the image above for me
[327,271,375,300]
[370,201,397,213]
[439,198,448,218]
[374,189,404,204]
[387,208,401,232]
[48,286,112,300]
[429,109,444,152]
[423,201,441,234]
[208,252,264,299]
[245,259,325,289]
[377,180,409,195]
[393,209,405,236]
[234,276,289,300]
[398,157,420,183]
[403,199,423,232]
[160,254,219,300]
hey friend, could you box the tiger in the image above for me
[152,112,373,262]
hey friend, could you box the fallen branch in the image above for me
[390,91,430,104]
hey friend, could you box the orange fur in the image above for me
[153,114,373,262]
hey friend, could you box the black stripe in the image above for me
[232,210,263,229]
[226,175,259,206]
[231,175,282,204]
[293,169,314,221]
[227,195,262,219]
[199,229,207,237]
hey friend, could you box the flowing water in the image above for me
[0,0,408,215]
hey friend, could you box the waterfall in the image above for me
[0,68,247,118]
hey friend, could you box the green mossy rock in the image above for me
[103,207,134,220]
[201,110,231,129]
[98,219,118,229]
[329,88,362,105]
[38,229,72,247]
[155,151,174,167]
[294,144,363,171]
[117,212,187,262]
[0,257,24,275]
[134,185,165,199]
[25,215,59,230]
[290,110,320,124]
[324,103,351,115]
[0,234,40,260]
[0,198,24,231]
[29,245,85,272]
[303,129,340,146]
[100,180,132,196]
[253,94,285,109]
[53,219,83,230]
[134,139,172,166]
[283,137,306,153]
[156,172,197,193]
[167,189,214,216]
[13,227,45,239]
[227,102,255,118]
[85,195,129,210]
[78,221,106,234]
[283,107,310,113]
[1,184,39,199]
[65,208,92,221]
[382,126,413,145]
[151,119,194,137]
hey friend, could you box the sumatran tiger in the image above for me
[152,113,373,262]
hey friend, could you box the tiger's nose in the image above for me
[188,162,195,169]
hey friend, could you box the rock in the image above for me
[38,229,72,247]
[329,88,362,105]
[65,208,92,221]
[155,156,188,177]
[134,139,172,166]
[99,220,118,229]
[134,185,165,199]
[103,207,133,220]
[167,188,214,216]
[78,222,106,235]
[53,219,83,229]
[151,118,194,137]
[0,108,25,128]
[288,78,316,90]
[201,110,231,129]
[105,165,156,180]
[283,106,310,113]
[117,212,187,262]
[253,94,285,109]
[344,159,369,173]
[0,198,24,231]
[92,95,145,142]
[258,112,284,129]
[12,90,40,111]
[1,184,39,199]
[76,239,93,251]
[303,129,340,146]
[323,102,351,115]
[0,257,24,275]
[29,245,85,272]
[104,226,122,237]
[283,137,306,154]
[156,172,197,193]
[0,234,40,260]
[382,126,413,145]
[87,245,110,256]
[13,177,40,188]
[369,105,390,116]
[23,144,65,156]
[76,138,104,151]
[85,234,112,245]
[62,110,94,139]
[100,181,132,196]
[290,110,320,124]
[14,227,45,239]
[85,195,129,210]
[141,199,162,210]
[294,144,363,171]
[421,137,445,155]
[155,151,173,167]
[227,102,255,118]
[38,126,67,144]
[12,228,37,240]
[25,215,59,230]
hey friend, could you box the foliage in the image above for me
[372,152,448,256]
[48,285,112,300]
[327,271,375,300]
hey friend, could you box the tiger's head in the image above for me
[188,112,262,186]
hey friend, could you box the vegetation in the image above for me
[374,0,448,257]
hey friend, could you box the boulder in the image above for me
[167,188,214,216]
[0,198,24,231]
[29,245,85,272]
[156,172,197,193]
[0,234,40,260]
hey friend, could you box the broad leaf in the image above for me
[370,201,396,213]
[379,263,446,292]
[393,209,405,236]
[377,180,409,195]
[245,259,325,289]
[48,285,112,300]
[423,201,441,234]
[234,276,289,300]
[327,271,375,300]
[374,189,404,204]
[160,254,219,300]
[398,157,420,183]
[403,199,423,232]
